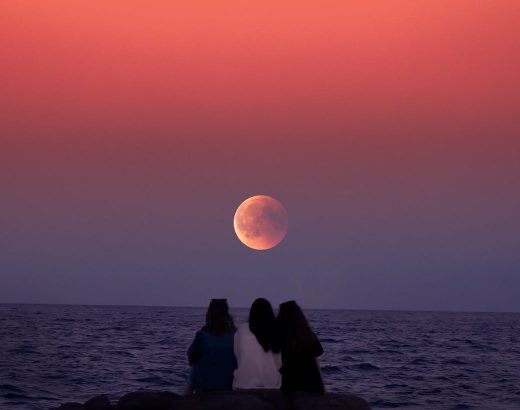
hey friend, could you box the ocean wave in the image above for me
[109,350,134,357]
[320,338,341,343]
[7,347,39,355]
[133,376,170,385]
[463,340,498,352]
[443,358,467,365]
[384,384,408,389]
[421,388,442,395]
[410,357,432,365]
[380,349,403,355]
[343,349,370,354]
[321,365,342,374]
[3,392,32,400]
[0,384,24,393]
[371,399,420,408]
[351,363,380,371]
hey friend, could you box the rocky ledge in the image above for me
[51,389,371,410]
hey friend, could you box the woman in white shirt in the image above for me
[233,298,282,389]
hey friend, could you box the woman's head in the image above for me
[277,300,317,354]
[248,298,280,353]
[204,298,236,336]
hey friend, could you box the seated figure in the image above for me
[187,299,237,393]
[233,298,282,389]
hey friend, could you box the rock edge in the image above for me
[51,389,371,410]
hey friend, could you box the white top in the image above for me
[232,322,282,389]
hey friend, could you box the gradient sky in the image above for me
[1,1,519,311]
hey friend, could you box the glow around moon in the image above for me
[233,195,288,250]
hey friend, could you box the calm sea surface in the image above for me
[0,304,519,410]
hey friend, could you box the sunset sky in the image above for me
[1,1,519,311]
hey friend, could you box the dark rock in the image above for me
[54,389,371,410]
[85,394,112,410]
[172,390,283,410]
[116,390,179,410]
[288,391,371,410]
[240,389,286,410]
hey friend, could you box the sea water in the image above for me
[0,304,519,409]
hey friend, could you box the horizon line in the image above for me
[0,301,518,315]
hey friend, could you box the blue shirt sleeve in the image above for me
[187,330,205,366]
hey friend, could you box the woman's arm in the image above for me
[187,331,204,365]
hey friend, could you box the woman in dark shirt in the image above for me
[277,300,325,394]
[187,299,237,393]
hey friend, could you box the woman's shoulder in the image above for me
[237,322,250,331]
[200,327,236,339]
[236,322,257,339]
[235,322,250,336]
[195,328,211,339]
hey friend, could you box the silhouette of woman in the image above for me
[187,299,237,393]
[277,300,325,394]
[233,298,281,389]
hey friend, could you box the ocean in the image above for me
[0,304,519,410]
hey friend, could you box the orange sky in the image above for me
[2,1,519,141]
[1,1,519,310]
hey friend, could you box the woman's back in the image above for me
[233,323,281,389]
[188,329,237,392]
[187,299,237,393]
[277,300,325,394]
[279,337,324,394]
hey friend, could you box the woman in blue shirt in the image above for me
[187,299,237,393]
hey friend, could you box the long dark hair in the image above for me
[248,298,280,353]
[277,300,317,354]
[204,299,236,336]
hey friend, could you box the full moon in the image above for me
[233,195,288,250]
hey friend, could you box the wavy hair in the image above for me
[204,299,236,336]
[277,300,317,354]
[248,298,280,353]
